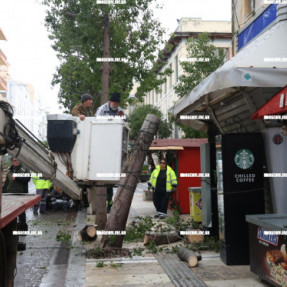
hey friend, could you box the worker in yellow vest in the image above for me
[32,176,52,215]
[148,158,178,219]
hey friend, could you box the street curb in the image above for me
[64,209,87,287]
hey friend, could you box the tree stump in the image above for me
[80,225,97,241]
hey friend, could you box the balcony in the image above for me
[0,76,7,91]
[0,49,8,66]
[0,28,7,41]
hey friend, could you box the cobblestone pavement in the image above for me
[14,208,79,287]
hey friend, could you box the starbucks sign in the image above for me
[234,149,255,169]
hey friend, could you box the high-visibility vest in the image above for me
[32,176,52,190]
[148,165,178,192]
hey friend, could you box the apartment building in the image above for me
[0,27,8,100]
[143,18,232,137]
[0,26,48,140]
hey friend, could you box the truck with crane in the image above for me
[0,100,129,286]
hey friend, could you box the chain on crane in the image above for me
[0,101,23,156]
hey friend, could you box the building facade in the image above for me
[0,27,8,100]
[6,81,48,141]
[172,2,287,213]
[143,18,232,137]
[0,26,48,141]
[232,0,280,54]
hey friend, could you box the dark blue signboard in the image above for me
[238,4,277,51]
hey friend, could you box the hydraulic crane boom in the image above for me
[0,102,82,200]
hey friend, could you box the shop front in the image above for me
[171,4,287,268]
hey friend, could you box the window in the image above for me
[175,55,179,82]
[244,0,255,19]
[249,0,255,13]
[164,79,167,95]
[169,64,172,90]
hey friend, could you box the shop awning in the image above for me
[172,20,287,130]
[149,146,184,150]
[251,86,287,119]
[149,138,208,150]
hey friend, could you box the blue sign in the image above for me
[257,227,279,246]
[238,4,277,51]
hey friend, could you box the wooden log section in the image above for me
[144,230,179,246]
[177,247,202,268]
[80,225,97,241]
[101,114,160,249]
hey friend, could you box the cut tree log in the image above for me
[177,247,202,268]
[144,230,179,246]
[80,225,97,241]
[186,233,204,243]
[101,114,160,249]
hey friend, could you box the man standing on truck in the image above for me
[95,92,128,120]
[72,93,94,121]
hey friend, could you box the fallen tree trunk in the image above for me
[101,114,160,249]
[80,225,97,241]
[178,247,202,268]
[144,230,179,246]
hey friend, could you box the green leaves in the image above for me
[128,105,172,140]
[174,32,225,98]
[56,230,72,244]
[42,0,166,111]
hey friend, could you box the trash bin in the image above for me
[188,187,202,222]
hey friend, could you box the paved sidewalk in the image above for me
[85,182,174,286]
[84,182,272,287]
[14,208,78,287]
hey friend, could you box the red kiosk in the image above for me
[150,138,207,214]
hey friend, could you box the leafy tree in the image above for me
[169,114,207,138]
[42,0,170,112]
[178,124,207,138]
[174,32,225,98]
[129,105,172,140]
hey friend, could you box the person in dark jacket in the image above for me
[95,92,128,120]
[148,158,178,219]
[72,93,94,121]
[3,157,31,223]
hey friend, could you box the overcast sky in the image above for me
[0,0,231,113]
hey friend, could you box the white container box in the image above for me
[71,117,129,183]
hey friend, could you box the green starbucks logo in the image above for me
[234,149,255,169]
